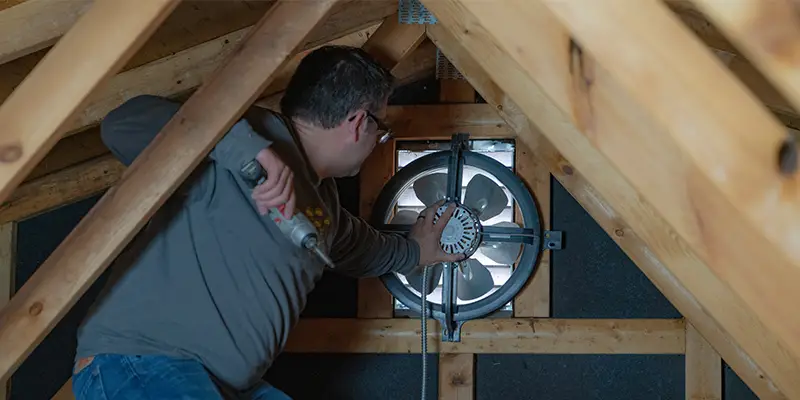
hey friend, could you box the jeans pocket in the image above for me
[73,364,107,400]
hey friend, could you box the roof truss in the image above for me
[423,0,799,398]
[0,1,799,399]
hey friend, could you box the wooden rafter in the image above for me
[0,0,93,65]
[424,11,791,400]
[0,103,489,224]
[535,0,800,389]
[0,154,124,223]
[0,0,178,205]
[686,323,723,400]
[64,1,396,138]
[690,0,800,116]
[0,0,341,382]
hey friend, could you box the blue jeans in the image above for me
[72,354,290,400]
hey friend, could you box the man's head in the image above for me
[281,45,394,178]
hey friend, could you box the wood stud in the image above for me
[686,323,722,400]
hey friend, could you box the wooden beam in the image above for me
[538,1,800,368]
[689,0,800,116]
[65,1,396,137]
[254,39,438,112]
[284,318,685,354]
[439,353,474,400]
[66,24,377,136]
[0,0,93,65]
[668,6,800,121]
[361,15,426,71]
[22,1,399,189]
[512,138,551,318]
[0,0,177,206]
[0,223,14,400]
[440,80,475,103]
[0,155,123,223]
[2,104,492,223]
[0,1,282,108]
[387,104,513,140]
[391,39,438,88]
[357,139,395,318]
[52,316,684,399]
[539,128,787,400]
[425,15,791,400]
[0,0,340,382]
[25,128,106,182]
[686,323,723,400]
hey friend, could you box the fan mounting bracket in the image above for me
[544,230,564,250]
[442,319,465,342]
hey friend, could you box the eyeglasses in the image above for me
[366,111,393,144]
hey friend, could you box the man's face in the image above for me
[340,102,391,176]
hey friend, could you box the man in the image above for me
[71,45,463,399]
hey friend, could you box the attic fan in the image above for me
[371,133,563,342]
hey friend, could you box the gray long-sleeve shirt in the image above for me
[75,95,420,392]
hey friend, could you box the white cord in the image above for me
[421,265,429,400]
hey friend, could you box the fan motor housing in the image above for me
[434,203,482,258]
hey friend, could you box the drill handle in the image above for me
[240,159,268,187]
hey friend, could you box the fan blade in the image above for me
[413,173,448,207]
[481,221,522,265]
[390,209,419,224]
[463,174,507,221]
[456,259,494,300]
[405,263,444,296]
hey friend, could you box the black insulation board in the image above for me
[476,354,685,400]
[265,353,438,400]
[9,76,758,399]
[724,364,758,400]
[550,178,681,319]
[12,195,107,400]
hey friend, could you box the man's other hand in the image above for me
[409,201,467,266]
[251,147,296,218]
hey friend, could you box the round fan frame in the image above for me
[370,134,544,341]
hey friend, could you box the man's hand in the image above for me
[409,201,467,266]
[251,147,295,217]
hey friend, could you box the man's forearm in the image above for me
[330,210,421,278]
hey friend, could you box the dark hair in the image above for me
[280,45,394,129]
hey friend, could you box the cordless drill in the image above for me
[240,159,335,268]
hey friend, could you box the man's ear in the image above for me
[345,110,368,142]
